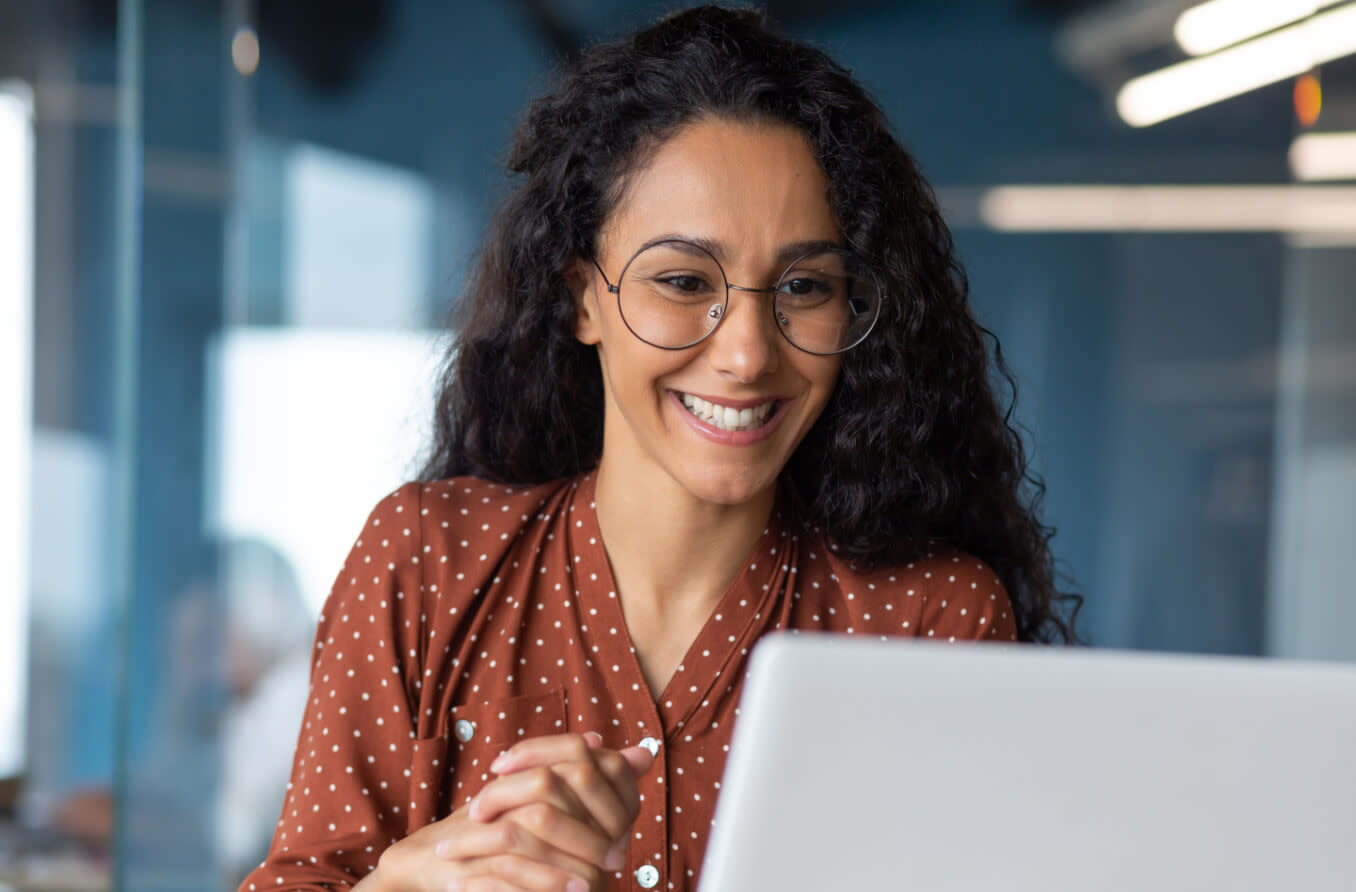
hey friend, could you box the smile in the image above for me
[679,392,778,432]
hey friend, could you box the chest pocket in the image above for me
[446,689,567,808]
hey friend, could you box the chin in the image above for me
[678,462,780,507]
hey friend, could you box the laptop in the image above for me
[698,634,1356,891]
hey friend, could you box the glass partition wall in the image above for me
[2,0,140,889]
[6,1,1354,889]
[111,2,553,887]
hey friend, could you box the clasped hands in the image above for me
[360,732,656,892]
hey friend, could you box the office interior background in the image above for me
[1,0,1354,888]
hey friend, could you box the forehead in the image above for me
[600,118,839,264]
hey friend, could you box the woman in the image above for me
[240,5,1079,891]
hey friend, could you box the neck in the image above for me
[592,457,776,621]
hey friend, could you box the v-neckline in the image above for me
[567,471,791,735]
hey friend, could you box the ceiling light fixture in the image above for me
[1290,132,1356,181]
[1118,2,1356,127]
[0,80,33,781]
[1175,0,1346,57]
[979,184,1356,234]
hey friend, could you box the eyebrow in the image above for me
[637,234,844,266]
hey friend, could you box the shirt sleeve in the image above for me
[237,482,426,891]
[917,550,1019,643]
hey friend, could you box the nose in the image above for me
[703,289,780,383]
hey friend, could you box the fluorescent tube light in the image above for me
[1118,3,1356,127]
[979,185,1356,233]
[0,80,34,780]
[1175,0,1346,56]
[1290,131,1356,181]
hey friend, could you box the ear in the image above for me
[567,257,603,346]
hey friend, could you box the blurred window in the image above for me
[208,329,442,615]
[283,143,435,329]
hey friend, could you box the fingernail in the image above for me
[566,880,588,892]
[435,840,451,858]
[468,795,482,821]
[584,731,603,747]
[489,750,509,772]
[446,882,462,892]
[605,841,626,870]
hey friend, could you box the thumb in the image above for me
[619,744,657,777]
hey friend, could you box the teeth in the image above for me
[679,393,776,431]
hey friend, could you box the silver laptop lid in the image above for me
[699,634,1356,892]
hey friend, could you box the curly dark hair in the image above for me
[419,3,1082,643]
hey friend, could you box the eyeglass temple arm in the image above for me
[587,255,620,294]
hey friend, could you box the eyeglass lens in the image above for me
[615,240,882,354]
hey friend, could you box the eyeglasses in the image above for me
[589,238,883,356]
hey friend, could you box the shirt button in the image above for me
[454,719,476,742]
[635,864,659,888]
[638,737,660,757]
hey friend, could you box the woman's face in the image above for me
[575,118,843,507]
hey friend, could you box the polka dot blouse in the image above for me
[239,471,1017,891]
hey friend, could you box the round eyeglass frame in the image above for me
[588,238,884,356]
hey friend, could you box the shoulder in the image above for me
[822,541,1018,643]
[908,544,1009,608]
[340,474,575,599]
[359,475,572,533]
[359,474,577,565]
[321,474,579,656]
[416,475,571,530]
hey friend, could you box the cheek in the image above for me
[794,361,843,434]
[802,356,843,407]
[596,321,692,400]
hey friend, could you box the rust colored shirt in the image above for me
[240,471,1017,892]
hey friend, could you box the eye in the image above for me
[780,276,832,297]
[660,275,709,293]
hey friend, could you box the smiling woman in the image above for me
[238,6,1079,892]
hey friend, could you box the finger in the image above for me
[496,736,653,782]
[617,744,656,778]
[470,766,597,832]
[449,877,519,892]
[552,750,639,841]
[491,736,634,838]
[448,876,521,892]
[505,800,620,871]
[489,734,655,846]
[454,852,594,892]
[491,733,596,776]
[495,739,649,830]
[437,818,607,881]
[526,746,655,844]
